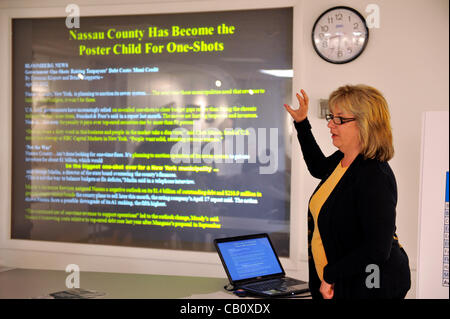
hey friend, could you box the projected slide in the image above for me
[11,8,292,255]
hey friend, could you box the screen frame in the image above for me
[214,233,286,286]
[0,0,306,279]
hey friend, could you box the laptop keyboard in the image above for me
[244,278,303,292]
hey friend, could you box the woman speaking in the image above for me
[284,85,411,299]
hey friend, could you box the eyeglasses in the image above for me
[325,113,356,125]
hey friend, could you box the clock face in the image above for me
[312,6,369,64]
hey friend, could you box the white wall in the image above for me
[1,0,448,299]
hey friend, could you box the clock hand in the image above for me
[337,35,342,55]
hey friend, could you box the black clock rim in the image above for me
[311,6,370,64]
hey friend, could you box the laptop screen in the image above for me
[215,235,284,282]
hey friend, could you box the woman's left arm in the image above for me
[322,162,397,284]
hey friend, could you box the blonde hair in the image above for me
[328,84,394,161]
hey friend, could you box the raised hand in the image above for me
[283,89,309,123]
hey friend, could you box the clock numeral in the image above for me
[321,41,328,48]
[319,33,325,39]
[328,16,333,24]
[347,47,353,54]
[320,25,329,32]
[353,22,359,30]
[335,13,343,21]
[337,50,343,58]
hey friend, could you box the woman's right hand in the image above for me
[283,89,309,123]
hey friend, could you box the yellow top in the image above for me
[309,161,349,281]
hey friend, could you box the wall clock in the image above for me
[312,6,369,64]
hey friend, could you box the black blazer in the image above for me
[294,118,411,299]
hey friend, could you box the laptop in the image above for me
[214,233,309,297]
